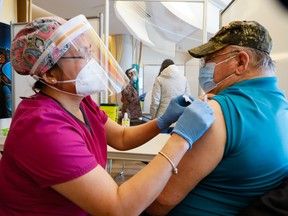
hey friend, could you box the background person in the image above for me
[150,59,190,123]
[120,67,142,123]
[0,15,215,215]
[145,21,288,215]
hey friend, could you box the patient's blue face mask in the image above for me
[199,54,238,93]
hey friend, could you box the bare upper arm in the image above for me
[146,99,226,214]
[51,165,121,215]
[105,117,125,149]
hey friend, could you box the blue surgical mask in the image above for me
[199,55,237,93]
[199,62,217,93]
[132,76,137,83]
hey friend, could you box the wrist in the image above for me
[170,133,191,151]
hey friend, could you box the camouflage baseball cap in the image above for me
[188,21,272,58]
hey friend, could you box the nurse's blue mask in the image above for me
[132,76,137,83]
[199,51,239,93]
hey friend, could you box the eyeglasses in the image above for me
[61,56,85,59]
[61,47,95,60]
[200,50,239,67]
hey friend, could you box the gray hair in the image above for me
[231,45,275,72]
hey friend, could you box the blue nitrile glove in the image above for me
[157,94,195,130]
[171,99,215,150]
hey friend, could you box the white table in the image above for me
[107,133,170,176]
[107,133,170,162]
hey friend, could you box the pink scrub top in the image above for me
[0,93,108,215]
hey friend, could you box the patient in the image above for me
[145,21,288,215]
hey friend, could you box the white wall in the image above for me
[140,45,191,93]
[221,0,288,96]
[139,44,197,114]
[0,0,17,24]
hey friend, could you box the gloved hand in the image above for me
[157,94,195,130]
[171,99,215,150]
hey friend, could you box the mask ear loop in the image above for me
[32,75,40,81]
[216,55,237,66]
[56,79,77,83]
[32,75,83,97]
[214,55,238,86]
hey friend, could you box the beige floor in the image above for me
[108,159,147,185]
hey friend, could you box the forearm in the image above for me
[121,119,161,150]
[52,136,187,216]
[118,134,189,215]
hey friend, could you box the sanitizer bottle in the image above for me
[122,112,130,127]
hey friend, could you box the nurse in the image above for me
[0,15,214,215]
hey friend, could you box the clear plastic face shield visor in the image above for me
[32,15,129,95]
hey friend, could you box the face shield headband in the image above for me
[31,14,129,95]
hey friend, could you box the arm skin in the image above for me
[50,114,199,215]
[105,118,162,150]
[51,133,189,216]
[145,100,226,215]
[49,95,214,215]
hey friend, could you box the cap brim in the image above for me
[188,41,228,58]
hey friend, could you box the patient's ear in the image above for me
[235,51,249,75]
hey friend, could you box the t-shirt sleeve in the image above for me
[83,96,108,124]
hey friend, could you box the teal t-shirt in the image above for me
[168,77,288,216]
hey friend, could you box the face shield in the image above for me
[31,15,129,95]
[129,69,138,83]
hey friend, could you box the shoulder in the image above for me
[205,98,225,130]
[190,99,226,161]
[82,96,108,124]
